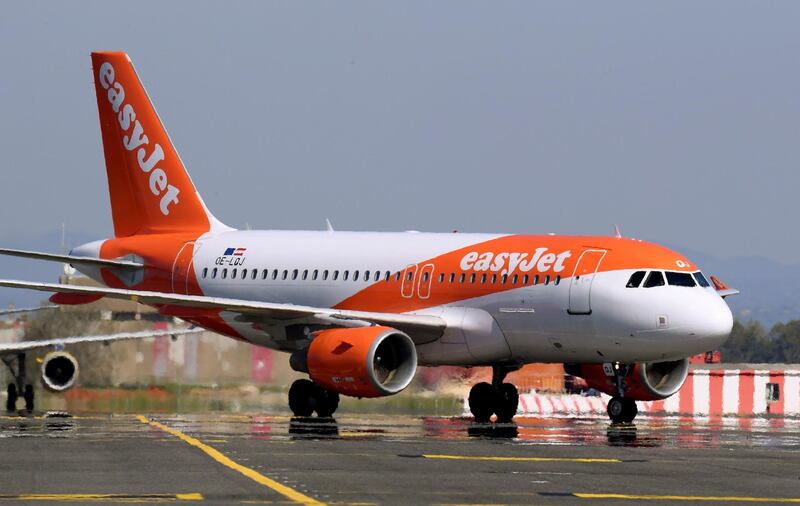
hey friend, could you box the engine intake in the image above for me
[565,358,689,401]
[291,326,417,398]
[41,351,79,391]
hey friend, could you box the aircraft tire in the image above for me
[495,383,519,423]
[468,382,495,423]
[288,379,316,417]
[6,384,17,412]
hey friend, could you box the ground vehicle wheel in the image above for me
[468,382,495,423]
[288,379,316,417]
[23,384,34,411]
[6,384,17,412]
[494,383,519,423]
[313,385,339,418]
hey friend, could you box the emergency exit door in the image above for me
[568,249,607,315]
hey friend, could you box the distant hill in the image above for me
[1,231,796,327]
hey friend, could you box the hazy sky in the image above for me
[2,2,799,263]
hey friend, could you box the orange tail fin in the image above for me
[91,52,227,237]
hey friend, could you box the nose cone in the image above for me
[694,295,734,350]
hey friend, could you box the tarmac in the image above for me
[1,412,799,505]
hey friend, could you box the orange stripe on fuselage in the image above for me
[334,235,695,313]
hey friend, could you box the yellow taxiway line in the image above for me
[574,493,800,503]
[0,493,202,502]
[422,454,621,463]
[136,415,325,506]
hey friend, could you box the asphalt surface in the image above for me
[1,412,799,505]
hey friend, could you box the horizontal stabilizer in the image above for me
[0,247,142,270]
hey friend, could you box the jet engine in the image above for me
[564,358,689,401]
[290,326,417,398]
[40,351,79,391]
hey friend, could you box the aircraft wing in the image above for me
[0,248,142,270]
[0,328,204,353]
[0,280,446,344]
[0,305,59,316]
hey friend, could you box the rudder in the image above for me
[91,52,224,237]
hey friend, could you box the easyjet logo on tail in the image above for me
[460,248,572,275]
[97,62,180,216]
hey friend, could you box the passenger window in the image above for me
[626,271,646,288]
[395,272,401,282]
[407,272,413,281]
[374,271,381,282]
[512,274,518,284]
[312,270,318,280]
[251,269,257,280]
[643,271,665,288]
[241,269,247,280]
[544,275,551,285]
[322,270,329,280]
[491,274,497,284]
[422,272,429,283]
[533,275,540,285]
[222,269,228,279]
[333,270,339,280]
[449,273,455,283]
[272,270,278,280]
[480,274,487,284]
[501,274,508,284]
[291,269,298,280]
[261,269,268,280]
[302,270,308,280]
[459,273,465,283]
[282,270,288,280]
[693,272,711,287]
[232,268,237,278]
[343,271,349,281]
[666,271,696,287]
[523,274,529,285]
[555,275,561,285]
[438,273,445,283]
[202,268,208,278]
[212,268,218,279]
[385,271,391,282]
[353,270,359,281]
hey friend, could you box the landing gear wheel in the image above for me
[288,379,316,417]
[495,383,519,423]
[607,396,638,424]
[6,384,17,412]
[313,385,339,418]
[468,382,495,423]
[23,385,34,412]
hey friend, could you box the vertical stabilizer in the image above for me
[91,52,228,237]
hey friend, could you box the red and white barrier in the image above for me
[465,368,800,418]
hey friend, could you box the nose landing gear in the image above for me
[607,363,638,424]
[468,364,521,423]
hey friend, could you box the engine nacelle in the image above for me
[291,326,417,398]
[40,351,79,392]
[564,358,689,401]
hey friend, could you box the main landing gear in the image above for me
[607,363,638,424]
[288,379,340,418]
[2,353,34,412]
[468,364,521,423]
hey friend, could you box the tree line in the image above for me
[720,320,800,363]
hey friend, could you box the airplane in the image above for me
[0,51,736,423]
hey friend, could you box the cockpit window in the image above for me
[666,271,696,287]
[643,271,665,288]
[693,271,711,287]
[626,271,646,288]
